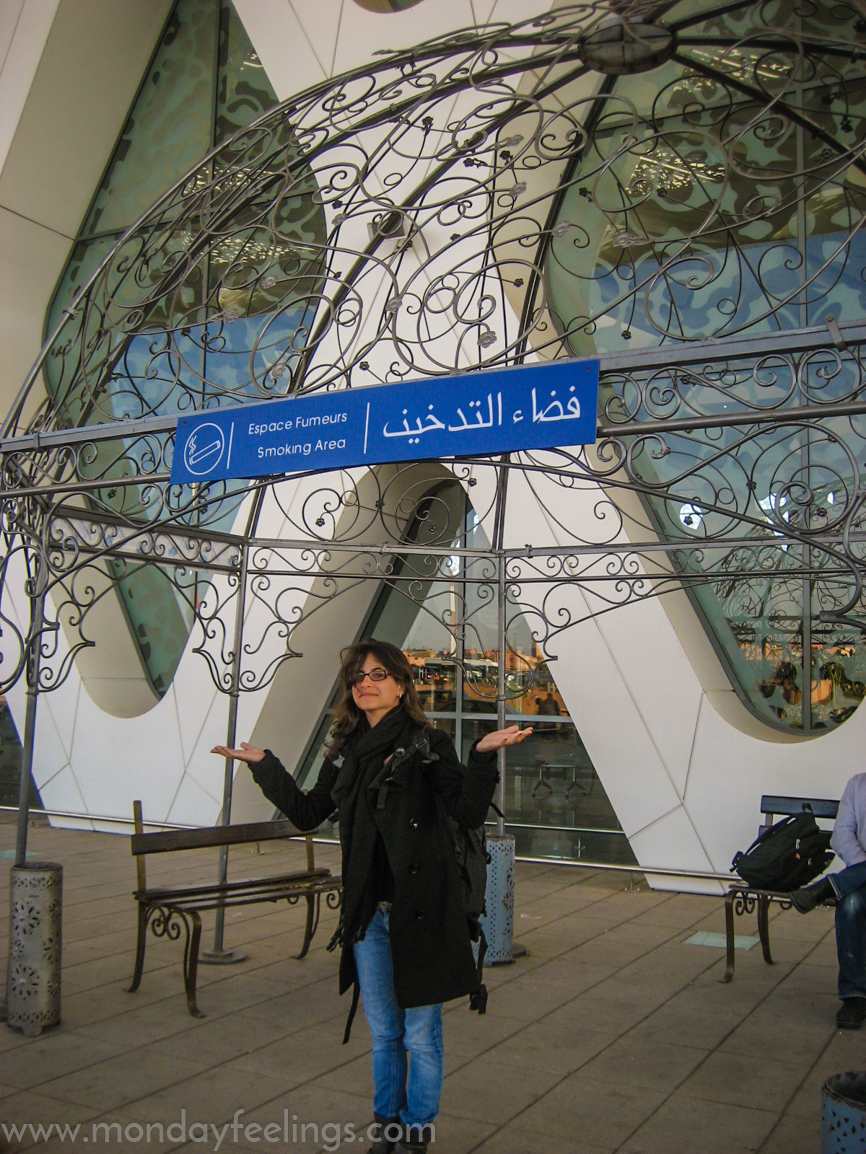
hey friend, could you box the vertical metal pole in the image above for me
[485,463,521,963]
[802,551,812,732]
[492,460,510,836]
[200,537,251,964]
[15,666,39,869]
[496,551,507,837]
[15,558,45,868]
[455,487,469,761]
[794,25,813,733]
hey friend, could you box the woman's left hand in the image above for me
[476,725,533,753]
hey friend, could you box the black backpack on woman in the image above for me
[390,729,499,1012]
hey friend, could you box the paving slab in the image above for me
[0,817,851,1154]
[440,1055,564,1125]
[621,1092,779,1154]
[578,1036,709,1095]
[760,1110,823,1154]
[515,1073,668,1147]
[676,1050,811,1113]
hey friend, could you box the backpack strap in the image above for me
[413,730,438,764]
[469,928,488,1014]
[730,814,796,873]
[342,980,361,1044]
[371,731,433,809]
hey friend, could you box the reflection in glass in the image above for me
[0,696,38,810]
[462,720,635,864]
[44,0,324,697]
[545,0,866,734]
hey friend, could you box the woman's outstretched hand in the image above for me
[476,725,533,753]
[211,742,265,764]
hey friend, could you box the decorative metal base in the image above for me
[198,949,247,965]
[481,835,516,964]
[7,862,62,1035]
[488,940,527,966]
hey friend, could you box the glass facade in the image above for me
[0,696,33,811]
[297,482,635,865]
[45,0,324,695]
[546,0,866,733]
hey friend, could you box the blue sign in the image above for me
[170,359,599,485]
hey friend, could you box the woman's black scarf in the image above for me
[326,704,417,953]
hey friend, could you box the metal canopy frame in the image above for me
[2,0,866,908]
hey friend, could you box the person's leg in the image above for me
[836,888,866,1026]
[353,906,408,1126]
[792,861,866,913]
[399,1002,443,1148]
[829,861,866,902]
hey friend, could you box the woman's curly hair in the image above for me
[325,639,428,758]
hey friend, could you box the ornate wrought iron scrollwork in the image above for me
[731,890,758,919]
[1,1,866,735]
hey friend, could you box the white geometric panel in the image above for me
[233,0,327,101]
[332,0,476,78]
[30,700,69,794]
[37,765,90,830]
[69,684,185,825]
[41,677,80,763]
[171,640,222,769]
[588,596,704,801]
[182,691,234,806]
[628,805,723,896]
[289,0,344,76]
[166,770,222,828]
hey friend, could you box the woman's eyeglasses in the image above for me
[350,668,390,685]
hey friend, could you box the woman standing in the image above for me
[213,639,530,1154]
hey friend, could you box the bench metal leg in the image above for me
[722,892,736,983]
[295,894,318,960]
[757,895,774,965]
[127,903,150,993]
[182,910,205,1018]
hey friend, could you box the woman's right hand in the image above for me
[211,742,265,763]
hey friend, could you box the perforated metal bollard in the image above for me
[7,862,62,1036]
[480,834,515,964]
[822,1072,866,1153]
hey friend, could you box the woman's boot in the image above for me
[396,1124,434,1153]
[369,1117,400,1154]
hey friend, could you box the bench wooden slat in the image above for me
[130,818,309,856]
[138,877,343,915]
[760,794,839,819]
[135,867,329,902]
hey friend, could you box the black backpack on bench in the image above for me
[731,810,834,891]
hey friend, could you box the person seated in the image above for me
[790,772,866,1029]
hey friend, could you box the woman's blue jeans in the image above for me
[353,904,443,1131]
[829,862,866,1000]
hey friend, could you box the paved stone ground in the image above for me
[0,814,859,1154]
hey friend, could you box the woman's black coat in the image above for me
[249,719,498,1010]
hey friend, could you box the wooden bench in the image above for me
[723,794,838,983]
[128,801,342,1016]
